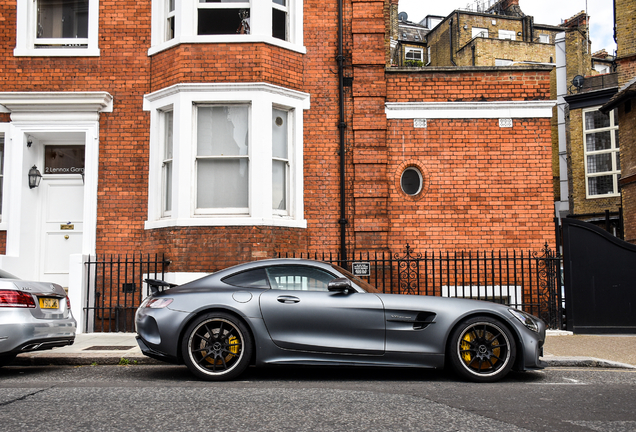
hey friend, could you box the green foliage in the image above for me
[405,60,424,67]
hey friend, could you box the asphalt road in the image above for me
[1,365,635,432]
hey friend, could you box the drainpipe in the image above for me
[450,17,457,66]
[337,0,348,261]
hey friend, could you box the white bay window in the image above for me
[144,83,309,228]
[150,0,304,55]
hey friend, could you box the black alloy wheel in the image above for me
[181,312,252,381]
[449,316,516,383]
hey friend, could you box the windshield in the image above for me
[328,264,382,293]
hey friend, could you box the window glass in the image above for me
[37,0,89,40]
[585,110,610,130]
[196,105,250,210]
[265,266,336,291]
[584,108,619,197]
[166,0,176,41]
[198,1,250,35]
[44,145,85,175]
[224,268,270,288]
[401,167,422,196]
[405,48,423,61]
[272,108,288,211]
[272,0,288,41]
[162,110,174,215]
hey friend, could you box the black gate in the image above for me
[84,254,170,333]
[562,218,636,334]
[281,244,563,329]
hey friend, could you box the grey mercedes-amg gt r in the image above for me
[135,259,546,382]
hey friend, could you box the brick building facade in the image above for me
[0,0,556,325]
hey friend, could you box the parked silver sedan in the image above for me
[0,269,76,366]
[136,259,546,382]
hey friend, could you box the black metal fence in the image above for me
[84,254,170,333]
[280,244,564,329]
[84,245,563,332]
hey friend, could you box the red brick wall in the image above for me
[150,44,305,93]
[142,226,308,272]
[385,117,555,251]
[386,69,551,102]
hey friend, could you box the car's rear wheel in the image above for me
[449,316,516,383]
[181,312,252,381]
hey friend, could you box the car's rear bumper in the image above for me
[0,314,77,356]
[136,336,180,364]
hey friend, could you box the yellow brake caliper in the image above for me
[203,334,239,365]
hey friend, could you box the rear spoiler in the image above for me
[145,278,178,295]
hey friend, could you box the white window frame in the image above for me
[583,106,620,198]
[472,27,488,39]
[498,30,516,40]
[426,46,431,66]
[165,0,176,42]
[405,47,423,62]
[0,128,5,225]
[149,0,305,56]
[538,33,549,43]
[272,0,289,41]
[272,106,291,215]
[143,83,310,229]
[14,0,100,57]
[160,109,174,217]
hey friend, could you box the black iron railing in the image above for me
[84,254,170,333]
[280,244,564,329]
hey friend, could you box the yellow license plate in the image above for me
[39,298,59,309]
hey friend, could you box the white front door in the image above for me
[39,177,84,288]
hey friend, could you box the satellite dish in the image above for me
[572,75,585,89]
[398,12,408,21]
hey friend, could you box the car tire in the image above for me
[448,316,516,383]
[181,312,252,381]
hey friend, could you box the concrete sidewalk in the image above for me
[11,331,636,369]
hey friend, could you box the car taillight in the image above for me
[0,290,36,308]
[145,298,173,309]
[66,296,71,310]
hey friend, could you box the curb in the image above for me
[12,353,163,367]
[542,356,636,369]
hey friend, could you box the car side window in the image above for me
[223,268,271,289]
[265,266,336,291]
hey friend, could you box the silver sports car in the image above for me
[0,269,76,366]
[136,259,546,382]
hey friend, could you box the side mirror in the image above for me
[328,278,353,294]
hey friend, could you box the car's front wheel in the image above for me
[181,312,252,381]
[448,316,516,383]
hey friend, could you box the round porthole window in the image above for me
[401,167,423,196]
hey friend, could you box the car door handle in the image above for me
[277,295,300,304]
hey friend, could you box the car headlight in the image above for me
[141,298,173,309]
[509,308,539,333]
